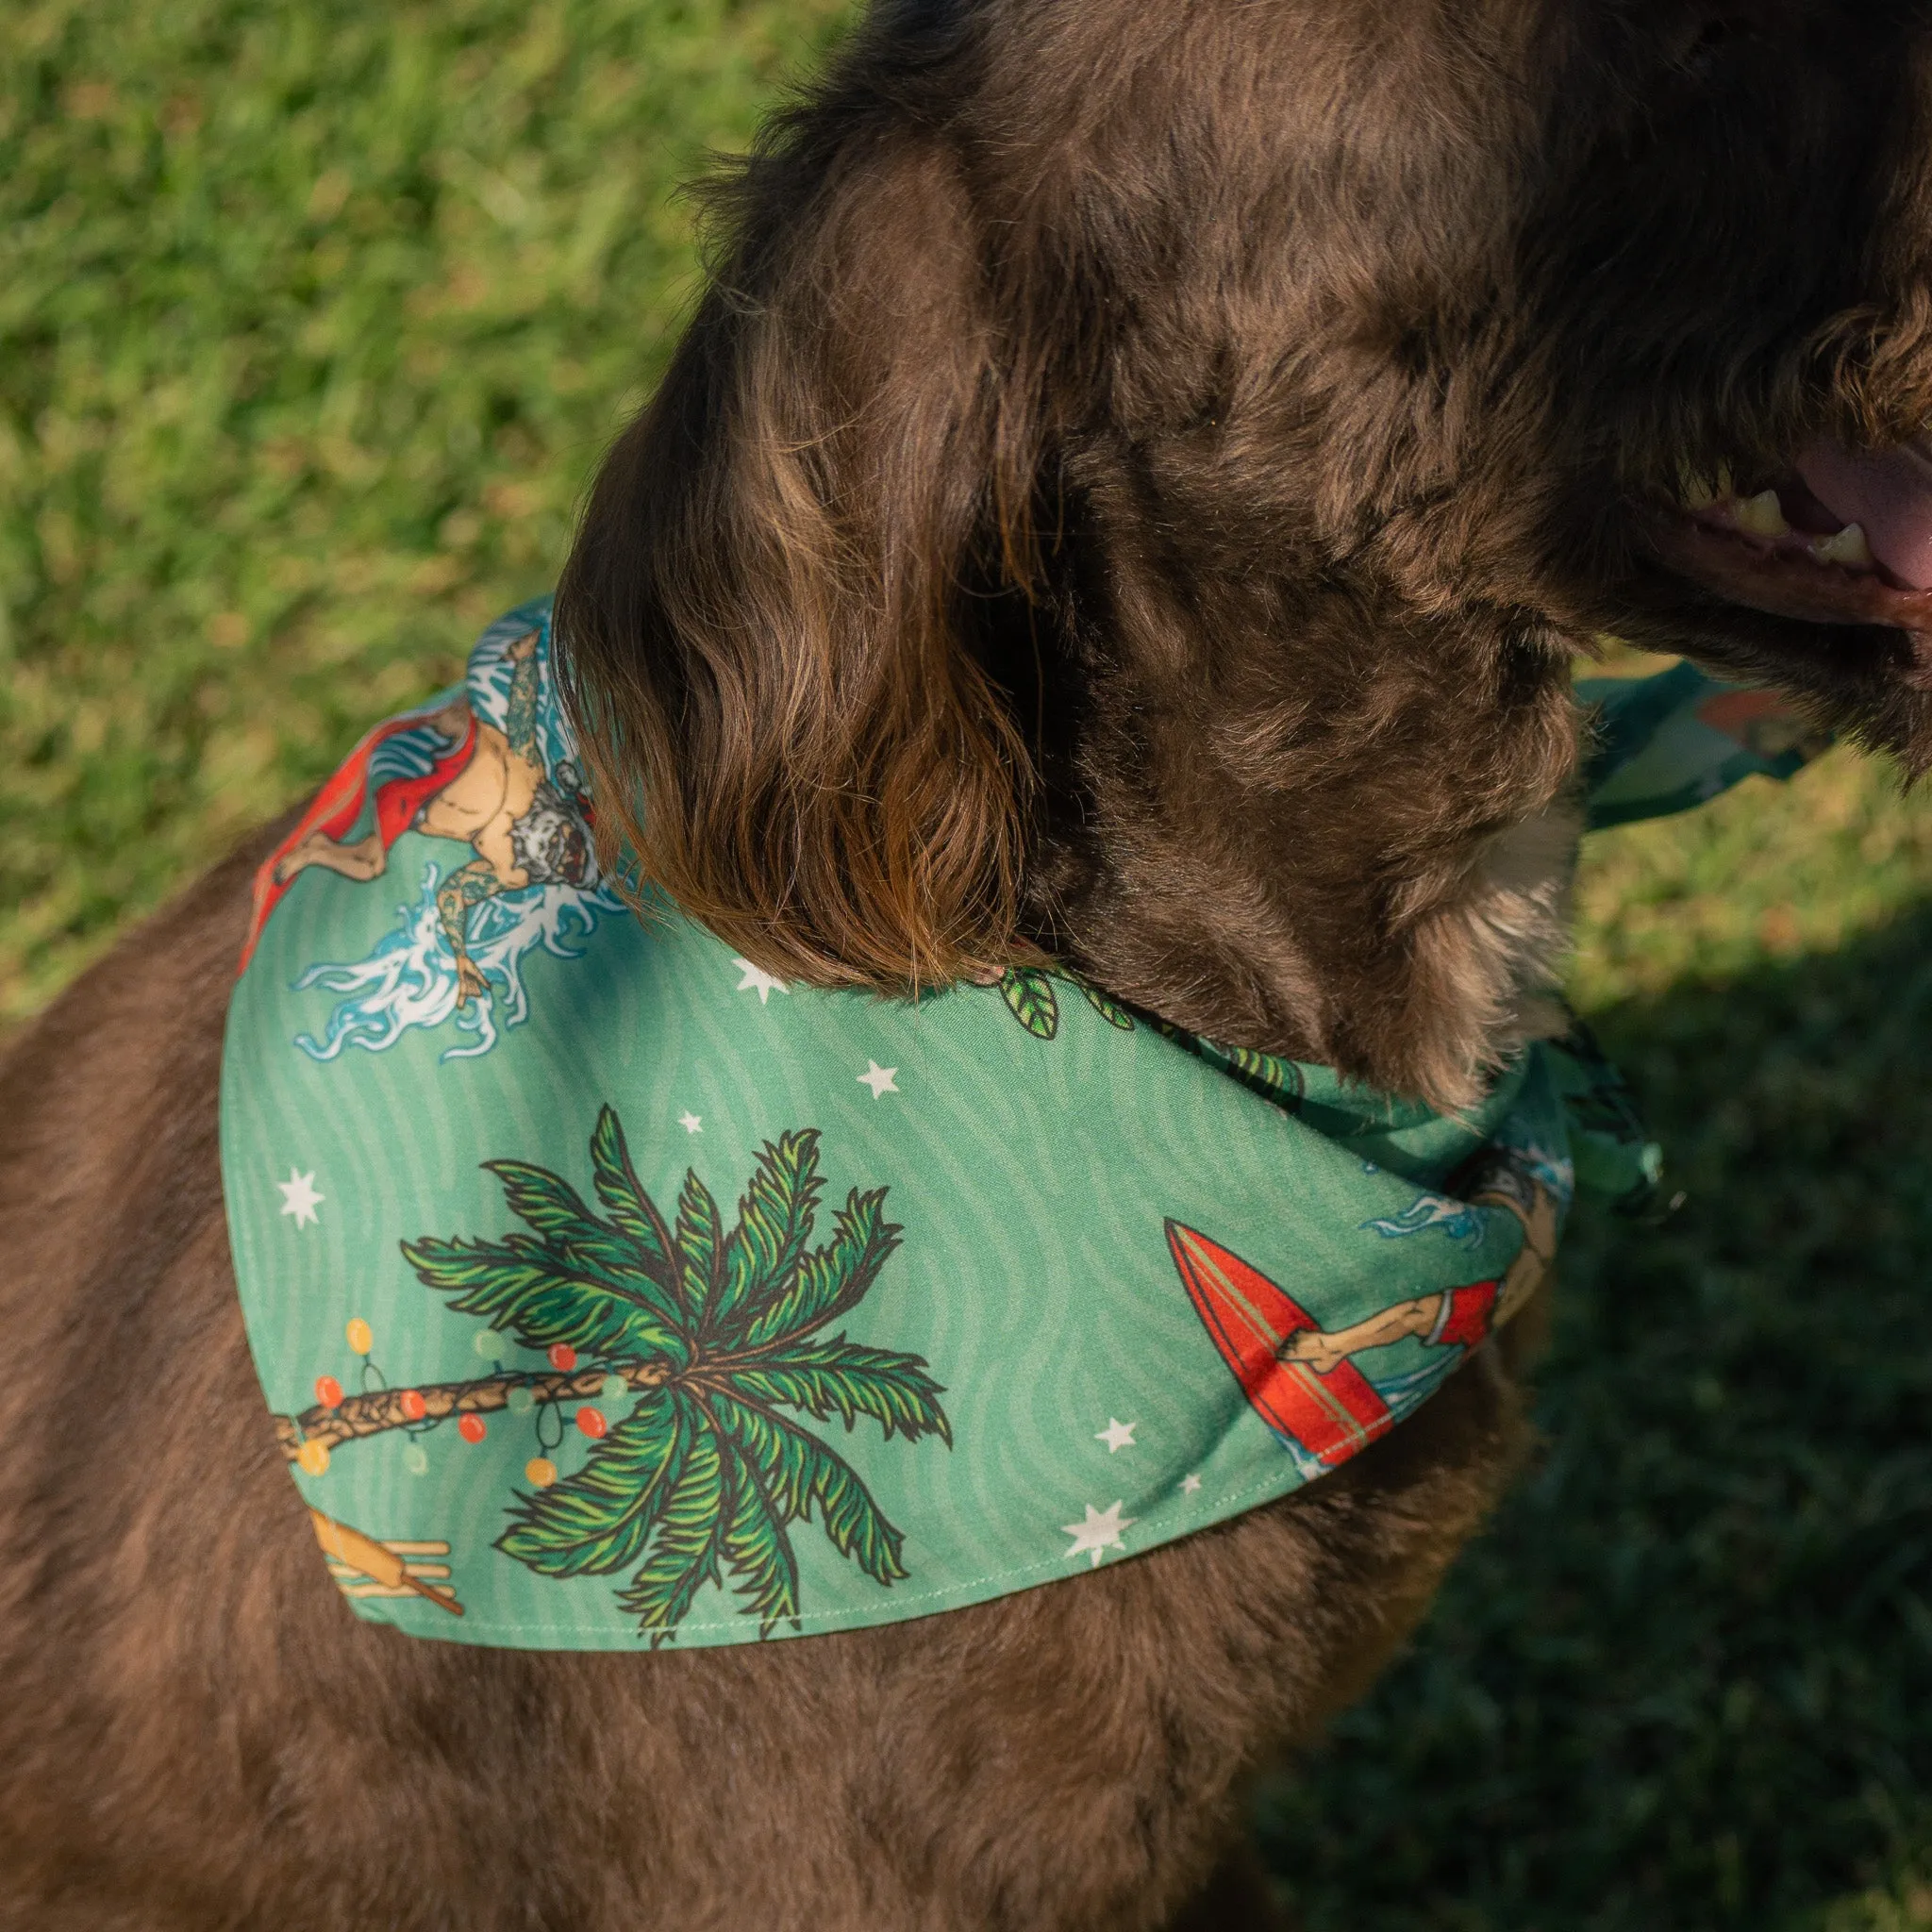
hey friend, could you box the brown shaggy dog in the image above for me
[8,2,1932,1925]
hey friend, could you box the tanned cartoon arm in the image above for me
[1278,1281,1500,1374]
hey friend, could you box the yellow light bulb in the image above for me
[345,1318,374,1356]
[297,1439,330,1476]
[525,1457,558,1489]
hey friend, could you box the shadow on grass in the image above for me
[1257,905,1932,1932]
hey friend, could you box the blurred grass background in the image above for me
[5,3,1932,1926]
[0,0,853,1021]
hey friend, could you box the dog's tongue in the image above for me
[1797,438,1932,590]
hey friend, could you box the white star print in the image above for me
[677,1111,704,1135]
[1061,1501,1133,1569]
[732,958,789,1004]
[277,1168,325,1228]
[1095,1418,1138,1453]
[856,1060,899,1100]
[1180,1474,1203,1495]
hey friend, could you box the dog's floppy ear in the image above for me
[555,127,1037,992]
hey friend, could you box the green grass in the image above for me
[0,0,849,1021]
[8,8,1932,1926]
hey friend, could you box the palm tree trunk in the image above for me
[273,1359,674,1461]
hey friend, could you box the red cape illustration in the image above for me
[1166,1221,1397,1466]
[238,703,478,974]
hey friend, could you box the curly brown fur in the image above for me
[558,0,1932,1108]
[9,2,1932,1927]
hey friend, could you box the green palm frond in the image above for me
[706,1388,908,1586]
[704,1386,823,1519]
[401,1232,690,1364]
[483,1157,672,1295]
[674,1168,722,1321]
[588,1104,677,1272]
[617,1424,730,1641]
[802,1423,909,1586]
[710,1130,824,1333]
[994,958,1314,1120]
[496,1391,691,1577]
[728,1337,950,1444]
[735,1187,900,1348]
[415,1106,943,1642]
[716,1439,801,1634]
[996,963,1137,1036]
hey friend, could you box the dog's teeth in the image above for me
[1810,523,1874,568]
[1678,466,1717,510]
[1716,461,1736,500]
[1734,489,1790,538]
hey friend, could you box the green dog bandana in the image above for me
[220,605,1819,1649]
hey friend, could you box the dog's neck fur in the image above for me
[558,0,1932,1123]
[1008,488,1584,1112]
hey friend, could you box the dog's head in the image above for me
[1320,0,1932,757]
[556,0,1932,1094]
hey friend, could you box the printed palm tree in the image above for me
[276,1107,948,1642]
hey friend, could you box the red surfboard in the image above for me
[1166,1221,1393,1466]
